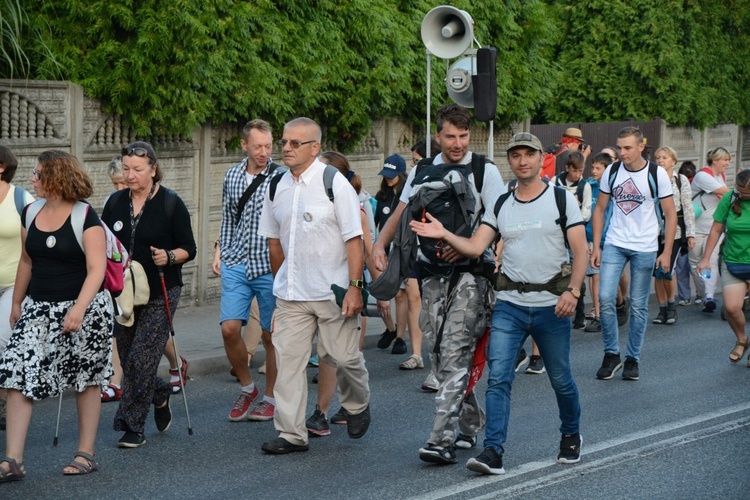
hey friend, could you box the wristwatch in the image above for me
[349,279,364,289]
[565,287,581,299]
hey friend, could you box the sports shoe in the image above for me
[101,383,122,402]
[421,372,439,392]
[694,295,704,304]
[526,355,546,374]
[118,431,146,448]
[573,313,586,330]
[584,317,601,332]
[622,356,639,380]
[596,352,623,380]
[261,437,309,454]
[308,354,319,367]
[258,362,266,374]
[154,395,172,432]
[454,434,477,449]
[330,407,350,424]
[678,299,691,306]
[515,348,529,372]
[248,400,275,421]
[557,433,582,464]
[665,304,677,324]
[586,308,596,319]
[228,387,260,421]
[306,405,331,436]
[703,299,716,313]
[399,354,424,370]
[392,337,407,355]
[617,297,630,326]
[347,405,371,439]
[377,328,397,349]
[169,356,188,394]
[418,444,457,464]
[653,306,667,324]
[466,446,505,475]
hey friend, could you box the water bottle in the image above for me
[692,266,711,280]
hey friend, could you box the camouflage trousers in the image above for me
[420,271,495,447]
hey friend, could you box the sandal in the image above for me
[101,383,122,402]
[729,340,749,363]
[63,451,99,476]
[169,356,188,393]
[0,457,25,482]
[399,354,424,370]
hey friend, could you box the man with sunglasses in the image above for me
[213,119,285,423]
[258,117,370,454]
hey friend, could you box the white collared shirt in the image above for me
[258,158,363,301]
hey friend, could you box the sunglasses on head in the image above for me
[121,147,155,162]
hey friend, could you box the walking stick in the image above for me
[53,392,63,446]
[158,267,193,435]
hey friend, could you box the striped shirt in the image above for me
[219,159,285,280]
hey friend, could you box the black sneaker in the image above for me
[703,299,717,313]
[573,313,586,330]
[653,306,667,324]
[330,407,349,424]
[584,317,601,332]
[665,304,677,324]
[617,297,631,326]
[118,431,146,448]
[622,356,639,380]
[347,405,370,439]
[306,405,331,437]
[596,352,623,380]
[557,433,582,464]
[454,433,477,449]
[515,348,529,372]
[154,395,172,433]
[526,355,546,374]
[391,337,407,355]
[418,444,457,464]
[377,328,397,349]
[261,437,309,454]
[466,446,505,475]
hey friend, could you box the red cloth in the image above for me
[466,327,490,396]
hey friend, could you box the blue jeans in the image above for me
[675,251,691,302]
[599,244,657,361]
[483,300,580,454]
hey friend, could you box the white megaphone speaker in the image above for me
[445,55,476,108]
[421,5,474,59]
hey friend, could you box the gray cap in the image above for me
[506,132,543,152]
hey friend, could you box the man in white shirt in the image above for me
[590,126,677,381]
[257,117,370,454]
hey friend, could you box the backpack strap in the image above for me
[235,162,279,224]
[575,179,586,204]
[470,154,488,195]
[552,185,570,250]
[269,170,286,202]
[24,199,46,230]
[13,186,29,216]
[322,164,337,202]
[161,186,178,222]
[70,201,89,252]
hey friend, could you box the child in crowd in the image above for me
[676,161,698,305]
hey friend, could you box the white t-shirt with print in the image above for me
[599,161,673,252]
[691,169,726,235]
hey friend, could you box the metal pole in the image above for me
[426,51,431,158]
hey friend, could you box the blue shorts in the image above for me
[219,262,275,332]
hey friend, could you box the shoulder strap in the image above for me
[13,186,28,216]
[269,170,287,202]
[160,186,178,222]
[675,172,682,191]
[553,186,570,250]
[24,199,46,230]
[323,164,337,202]
[575,179,587,203]
[470,154,488,195]
[235,162,279,223]
[608,161,622,189]
[647,162,659,199]
[71,201,89,251]
[493,190,513,219]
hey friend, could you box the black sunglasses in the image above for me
[121,147,155,162]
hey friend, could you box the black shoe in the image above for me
[617,297,631,326]
[347,405,370,439]
[584,317,601,332]
[573,313,586,330]
[454,433,477,449]
[154,395,172,433]
[557,433,582,464]
[515,348,529,372]
[330,407,350,424]
[653,306,667,324]
[466,446,504,474]
[419,444,457,464]
[118,431,146,448]
[526,355,546,374]
[377,328,397,349]
[703,299,717,313]
[261,437,309,454]
[596,352,623,380]
[622,356,639,380]
[306,405,331,437]
[391,337,407,355]
[665,304,677,324]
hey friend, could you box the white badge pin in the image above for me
[303,212,313,222]
[113,220,123,231]
[383,207,391,215]
[46,236,56,248]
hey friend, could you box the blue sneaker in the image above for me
[308,354,319,367]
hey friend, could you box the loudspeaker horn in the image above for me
[445,55,476,107]
[421,6,474,59]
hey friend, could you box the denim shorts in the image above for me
[219,262,275,332]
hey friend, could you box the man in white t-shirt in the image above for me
[688,147,731,312]
[590,127,677,381]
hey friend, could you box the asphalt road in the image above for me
[2,300,750,499]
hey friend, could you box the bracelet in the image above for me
[167,250,176,266]
[214,239,220,250]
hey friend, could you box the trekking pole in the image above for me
[158,267,193,435]
[53,392,63,446]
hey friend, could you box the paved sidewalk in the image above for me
[159,303,389,377]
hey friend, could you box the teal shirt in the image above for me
[713,191,750,264]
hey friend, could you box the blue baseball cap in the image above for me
[378,154,407,179]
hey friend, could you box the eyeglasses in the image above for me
[121,147,155,162]
[277,139,316,149]
[32,169,42,180]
